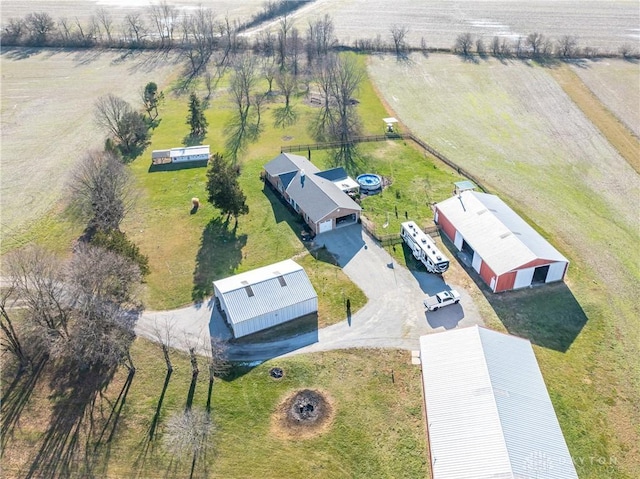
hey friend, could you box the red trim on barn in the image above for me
[479,261,497,291]
[435,207,457,244]
[516,258,557,270]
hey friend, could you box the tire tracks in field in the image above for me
[549,63,640,174]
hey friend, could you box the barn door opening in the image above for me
[532,265,550,283]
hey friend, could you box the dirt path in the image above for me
[549,63,640,173]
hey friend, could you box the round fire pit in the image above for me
[272,389,335,439]
[269,367,284,380]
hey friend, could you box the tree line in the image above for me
[2,3,637,60]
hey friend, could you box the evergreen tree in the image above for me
[205,153,249,224]
[187,93,208,138]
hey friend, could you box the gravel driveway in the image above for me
[135,224,484,360]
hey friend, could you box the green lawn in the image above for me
[1,340,428,479]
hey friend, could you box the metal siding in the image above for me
[547,261,567,283]
[232,298,318,338]
[420,327,578,479]
[472,251,482,273]
[514,267,535,289]
[496,271,516,292]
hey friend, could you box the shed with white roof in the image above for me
[213,259,317,338]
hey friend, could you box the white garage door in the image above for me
[514,267,535,289]
[318,219,333,233]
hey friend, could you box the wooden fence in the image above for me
[361,215,440,247]
[280,133,489,193]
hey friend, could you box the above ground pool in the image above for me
[356,174,382,192]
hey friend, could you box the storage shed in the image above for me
[151,145,210,164]
[420,326,578,479]
[434,190,568,292]
[213,259,318,338]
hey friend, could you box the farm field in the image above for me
[0,0,265,27]
[3,1,638,54]
[0,49,182,249]
[570,59,640,138]
[368,52,640,477]
[268,0,640,52]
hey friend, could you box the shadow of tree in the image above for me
[1,356,48,451]
[183,133,206,147]
[192,217,247,303]
[439,234,587,352]
[262,181,309,237]
[24,362,119,479]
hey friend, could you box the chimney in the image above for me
[300,169,306,186]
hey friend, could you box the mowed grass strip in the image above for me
[549,63,640,173]
[1,339,428,479]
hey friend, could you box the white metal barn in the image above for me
[213,259,318,339]
[435,190,569,292]
[420,326,578,479]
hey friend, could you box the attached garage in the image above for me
[435,190,569,293]
[213,259,318,338]
[318,219,333,233]
[420,326,578,479]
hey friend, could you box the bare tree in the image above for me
[151,317,177,372]
[390,24,409,58]
[94,94,150,157]
[315,53,364,168]
[6,246,71,350]
[274,69,298,128]
[148,1,178,48]
[95,8,114,44]
[25,12,55,44]
[2,18,26,44]
[206,336,230,412]
[476,37,486,56]
[123,12,147,46]
[491,36,501,56]
[163,406,213,477]
[306,14,336,64]
[0,284,30,369]
[454,32,474,57]
[557,35,578,58]
[277,13,293,69]
[69,150,134,233]
[226,54,260,161]
[63,243,140,370]
[181,7,217,77]
[526,32,545,57]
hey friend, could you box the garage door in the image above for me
[318,219,333,233]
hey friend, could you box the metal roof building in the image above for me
[213,259,318,338]
[420,326,578,479]
[151,145,210,164]
[263,153,361,235]
[434,190,568,292]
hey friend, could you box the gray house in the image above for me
[263,153,361,235]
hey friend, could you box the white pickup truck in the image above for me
[423,289,461,311]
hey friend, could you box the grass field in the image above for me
[0,49,182,251]
[368,52,640,478]
[0,339,428,479]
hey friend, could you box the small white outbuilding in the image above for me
[213,259,318,339]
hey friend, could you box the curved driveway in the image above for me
[135,225,484,361]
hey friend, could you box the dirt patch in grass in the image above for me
[271,389,336,440]
[550,63,640,173]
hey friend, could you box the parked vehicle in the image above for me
[423,289,461,311]
[400,221,449,273]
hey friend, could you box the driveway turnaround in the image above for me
[135,224,484,361]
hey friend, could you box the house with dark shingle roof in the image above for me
[263,153,361,235]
